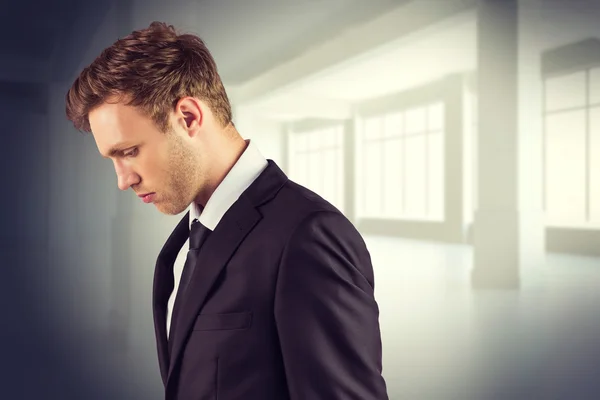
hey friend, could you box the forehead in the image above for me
[89,102,156,157]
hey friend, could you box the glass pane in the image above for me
[545,71,586,112]
[364,116,382,141]
[322,127,337,148]
[355,123,365,215]
[322,149,337,208]
[383,138,403,218]
[336,148,345,214]
[406,107,427,134]
[428,132,445,220]
[364,142,383,217]
[292,131,308,152]
[590,107,600,224]
[590,67,600,105]
[405,135,427,218]
[292,153,308,188]
[357,118,365,142]
[383,112,403,138]
[428,102,445,131]
[308,151,322,194]
[337,126,344,148]
[308,130,321,150]
[303,130,313,150]
[545,110,586,225]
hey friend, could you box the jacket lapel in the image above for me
[166,193,261,382]
[152,211,190,385]
[166,160,289,385]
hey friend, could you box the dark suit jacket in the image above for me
[153,160,388,400]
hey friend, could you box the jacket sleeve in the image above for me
[274,210,389,400]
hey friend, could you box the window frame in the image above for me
[356,102,446,221]
[542,60,600,228]
[352,74,466,243]
[286,118,348,215]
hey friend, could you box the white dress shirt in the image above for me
[166,139,268,338]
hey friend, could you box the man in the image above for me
[66,21,388,400]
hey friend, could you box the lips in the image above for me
[138,193,156,203]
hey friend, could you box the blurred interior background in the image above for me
[2,0,600,398]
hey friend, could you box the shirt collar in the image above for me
[187,139,268,231]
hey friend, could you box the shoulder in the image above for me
[274,183,376,295]
[255,177,367,257]
[277,180,368,260]
[274,179,345,219]
[263,178,357,234]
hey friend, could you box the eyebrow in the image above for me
[104,144,135,158]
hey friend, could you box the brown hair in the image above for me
[65,21,232,133]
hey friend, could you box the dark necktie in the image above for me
[183,218,211,288]
[168,218,211,343]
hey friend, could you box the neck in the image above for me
[195,126,247,206]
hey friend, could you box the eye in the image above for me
[124,148,138,157]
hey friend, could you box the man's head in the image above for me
[66,21,243,215]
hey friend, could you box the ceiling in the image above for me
[0,0,407,85]
[293,11,476,102]
[132,0,408,85]
[245,8,477,120]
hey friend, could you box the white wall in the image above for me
[234,106,285,165]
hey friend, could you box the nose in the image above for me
[118,174,134,191]
[115,163,139,191]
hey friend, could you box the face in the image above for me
[89,101,205,215]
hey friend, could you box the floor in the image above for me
[367,236,600,399]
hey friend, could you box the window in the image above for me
[288,125,345,213]
[357,102,445,221]
[543,67,600,227]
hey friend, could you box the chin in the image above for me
[155,201,188,216]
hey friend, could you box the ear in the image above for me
[183,111,195,128]
[174,97,203,133]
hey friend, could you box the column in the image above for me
[471,0,545,288]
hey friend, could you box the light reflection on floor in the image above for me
[366,236,600,399]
